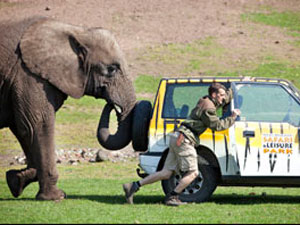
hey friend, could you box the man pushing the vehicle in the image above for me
[123,82,241,206]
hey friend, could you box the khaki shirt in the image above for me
[177,88,236,146]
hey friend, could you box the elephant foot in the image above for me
[6,168,37,198]
[36,188,66,201]
[6,170,22,198]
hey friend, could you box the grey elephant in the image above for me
[0,17,137,200]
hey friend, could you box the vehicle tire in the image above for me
[132,100,152,152]
[161,154,219,203]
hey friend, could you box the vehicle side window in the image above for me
[234,83,300,126]
[162,83,228,119]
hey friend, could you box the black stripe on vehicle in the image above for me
[259,123,262,133]
[269,123,273,134]
[269,153,277,173]
[257,149,260,172]
[236,151,240,171]
[287,154,290,173]
[140,152,163,157]
[224,134,229,172]
[164,120,180,144]
[298,128,300,154]
[163,119,167,143]
[243,135,251,170]
[212,131,216,152]
[155,94,160,135]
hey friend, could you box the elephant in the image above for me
[0,17,136,200]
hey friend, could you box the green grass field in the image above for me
[1,160,300,224]
[1,7,300,224]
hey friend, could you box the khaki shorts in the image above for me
[163,132,198,173]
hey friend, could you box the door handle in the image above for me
[243,130,255,138]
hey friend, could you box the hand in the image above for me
[232,109,241,119]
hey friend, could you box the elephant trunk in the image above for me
[97,103,134,150]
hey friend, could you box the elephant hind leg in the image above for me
[6,167,37,198]
[6,170,20,198]
[7,125,38,198]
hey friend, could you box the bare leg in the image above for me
[139,169,174,186]
[174,170,199,193]
[163,170,199,206]
[122,169,173,204]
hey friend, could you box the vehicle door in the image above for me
[153,81,212,148]
[231,82,300,176]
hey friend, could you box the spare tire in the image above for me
[132,100,152,151]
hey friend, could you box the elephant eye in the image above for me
[107,63,120,76]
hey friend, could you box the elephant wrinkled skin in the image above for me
[0,17,136,200]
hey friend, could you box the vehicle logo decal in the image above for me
[262,133,293,155]
[262,133,293,173]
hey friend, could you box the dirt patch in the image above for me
[0,0,299,80]
[0,0,299,165]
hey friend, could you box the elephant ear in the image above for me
[20,18,89,98]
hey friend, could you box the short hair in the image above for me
[208,82,227,96]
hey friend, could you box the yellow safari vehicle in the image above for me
[132,76,300,203]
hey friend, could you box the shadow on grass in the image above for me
[210,193,300,205]
[67,194,164,205]
[67,193,300,205]
[0,197,35,201]
[1,193,300,205]
[0,195,158,204]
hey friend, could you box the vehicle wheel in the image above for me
[132,100,152,152]
[161,154,219,203]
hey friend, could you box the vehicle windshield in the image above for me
[234,83,300,126]
[162,82,229,119]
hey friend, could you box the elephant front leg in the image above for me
[36,174,66,201]
[33,121,66,201]
[35,155,66,201]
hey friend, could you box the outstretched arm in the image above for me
[201,108,240,131]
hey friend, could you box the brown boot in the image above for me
[164,193,187,206]
[122,182,139,204]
